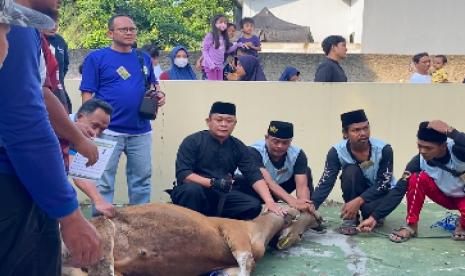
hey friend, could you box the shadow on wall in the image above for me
[68,50,465,82]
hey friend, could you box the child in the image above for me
[201,14,243,80]
[237,17,261,57]
[431,55,449,83]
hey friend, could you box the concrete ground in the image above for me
[78,202,464,276]
[254,203,465,276]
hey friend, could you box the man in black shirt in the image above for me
[314,35,348,82]
[236,121,314,213]
[171,102,284,220]
[358,120,465,242]
[311,110,395,235]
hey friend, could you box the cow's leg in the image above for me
[219,225,254,276]
[222,267,241,276]
[88,219,116,276]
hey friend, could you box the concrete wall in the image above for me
[67,49,465,83]
[362,0,465,55]
[64,80,465,204]
[242,0,360,43]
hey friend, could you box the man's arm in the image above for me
[43,88,98,166]
[293,150,311,200]
[82,91,93,104]
[175,134,211,187]
[359,145,394,202]
[311,147,341,209]
[73,178,115,218]
[252,179,285,216]
[372,155,421,221]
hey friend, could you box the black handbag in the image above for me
[136,50,158,120]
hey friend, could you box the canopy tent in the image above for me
[251,7,313,43]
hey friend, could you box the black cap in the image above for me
[268,121,294,139]
[417,121,447,144]
[209,102,236,116]
[341,109,368,128]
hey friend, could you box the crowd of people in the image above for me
[1,1,465,275]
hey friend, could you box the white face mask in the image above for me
[174,57,188,68]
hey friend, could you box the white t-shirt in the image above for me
[410,72,431,84]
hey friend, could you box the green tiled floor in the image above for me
[254,203,465,276]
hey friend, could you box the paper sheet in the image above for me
[69,138,117,181]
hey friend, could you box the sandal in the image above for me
[389,226,417,243]
[336,220,358,236]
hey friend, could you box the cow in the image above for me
[63,203,320,276]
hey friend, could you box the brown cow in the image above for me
[63,203,320,276]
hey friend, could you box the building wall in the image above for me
[65,80,465,204]
[242,0,362,43]
[362,0,465,55]
[67,49,465,83]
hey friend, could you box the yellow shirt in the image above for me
[432,68,448,83]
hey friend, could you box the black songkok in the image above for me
[417,121,447,144]
[341,109,368,128]
[209,102,236,116]
[268,121,294,139]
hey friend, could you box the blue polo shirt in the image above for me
[0,26,78,219]
[80,47,157,134]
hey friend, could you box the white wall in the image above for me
[242,0,359,43]
[362,0,465,54]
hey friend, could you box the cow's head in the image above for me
[275,211,322,250]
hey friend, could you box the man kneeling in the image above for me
[236,121,315,214]
[358,120,465,242]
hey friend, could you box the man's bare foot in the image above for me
[389,224,417,243]
[452,223,465,241]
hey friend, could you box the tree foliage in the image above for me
[59,0,234,50]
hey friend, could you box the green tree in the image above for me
[59,0,234,50]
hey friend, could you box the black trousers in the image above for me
[0,173,61,276]
[170,182,262,220]
[340,164,385,219]
[236,167,314,202]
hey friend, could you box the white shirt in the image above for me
[410,72,432,84]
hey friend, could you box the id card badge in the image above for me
[359,160,374,169]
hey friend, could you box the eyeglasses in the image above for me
[114,27,138,34]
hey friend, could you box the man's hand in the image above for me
[341,197,363,220]
[226,72,239,81]
[59,209,102,268]
[156,91,166,107]
[357,216,377,233]
[75,121,96,138]
[210,177,233,193]
[290,198,315,214]
[428,120,453,134]
[95,199,116,218]
[265,201,286,217]
[74,137,99,167]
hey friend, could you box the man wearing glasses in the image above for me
[171,102,285,220]
[80,14,166,210]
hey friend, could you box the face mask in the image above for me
[174,58,188,68]
[216,22,227,32]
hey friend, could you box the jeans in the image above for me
[97,132,152,206]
